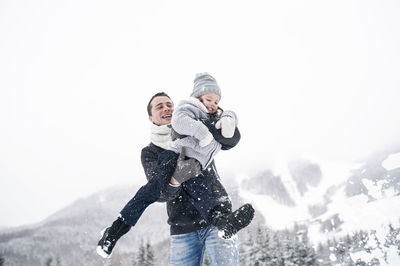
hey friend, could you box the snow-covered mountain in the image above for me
[238,149,400,265]
[0,185,172,266]
[1,149,400,265]
[0,182,263,266]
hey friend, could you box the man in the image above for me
[142,92,242,265]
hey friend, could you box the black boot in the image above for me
[208,203,255,239]
[96,216,131,258]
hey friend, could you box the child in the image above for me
[96,73,254,259]
[169,72,255,235]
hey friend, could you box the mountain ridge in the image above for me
[1,149,400,265]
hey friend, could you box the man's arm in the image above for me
[141,146,182,202]
[204,118,241,150]
[214,127,241,150]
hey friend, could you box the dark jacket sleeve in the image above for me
[213,127,241,150]
[141,146,182,202]
[203,119,241,150]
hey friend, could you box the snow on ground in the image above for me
[385,245,400,265]
[304,159,358,205]
[349,232,400,265]
[358,232,383,260]
[382,152,400,171]
[237,154,400,265]
[239,188,311,230]
[350,250,379,265]
[237,158,358,231]
[362,179,398,199]
[308,185,400,245]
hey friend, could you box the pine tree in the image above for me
[386,223,400,251]
[299,230,317,265]
[0,253,4,266]
[270,231,284,266]
[145,241,155,266]
[240,231,256,265]
[260,228,273,264]
[137,240,146,265]
[45,257,53,266]
[131,252,138,266]
[55,255,61,266]
[281,234,294,266]
[254,226,266,264]
[238,225,324,265]
[316,242,329,262]
[104,257,113,266]
[334,239,354,265]
[344,234,353,251]
[131,239,156,265]
[238,238,248,266]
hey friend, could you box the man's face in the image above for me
[149,96,174,125]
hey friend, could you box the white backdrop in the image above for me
[1,0,400,227]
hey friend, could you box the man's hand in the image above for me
[169,177,180,186]
[215,116,235,138]
[172,148,202,184]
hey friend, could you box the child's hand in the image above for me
[199,131,214,147]
[215,116,235,138]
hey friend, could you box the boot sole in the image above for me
[96,228,112,259]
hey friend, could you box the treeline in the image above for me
[1,222,399,265]
[239,225,317,266]
[238,221,400,266]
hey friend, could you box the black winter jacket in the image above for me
[140,113,241,235]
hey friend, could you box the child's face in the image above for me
[199,92,220,114]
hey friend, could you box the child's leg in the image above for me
[183,175,255,239]
[120,172,171,226]
[97,151,178,258]
[97,174,173,258]
[119,150,178,226]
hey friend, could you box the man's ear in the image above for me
[148,116,153,123]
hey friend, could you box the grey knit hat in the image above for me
[191,72,221,98]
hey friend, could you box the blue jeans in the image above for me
[170,225,239,266]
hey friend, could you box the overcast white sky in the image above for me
[1,0,400,227]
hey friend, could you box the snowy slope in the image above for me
[2,151,399,265]
[238,158,359,231]
[308,187,400,243]
[238,151,400,264]
[0,185,171,266]
[382,152,400,171]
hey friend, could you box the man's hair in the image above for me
[147,92,171,116]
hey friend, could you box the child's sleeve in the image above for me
[171,104,211,142]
